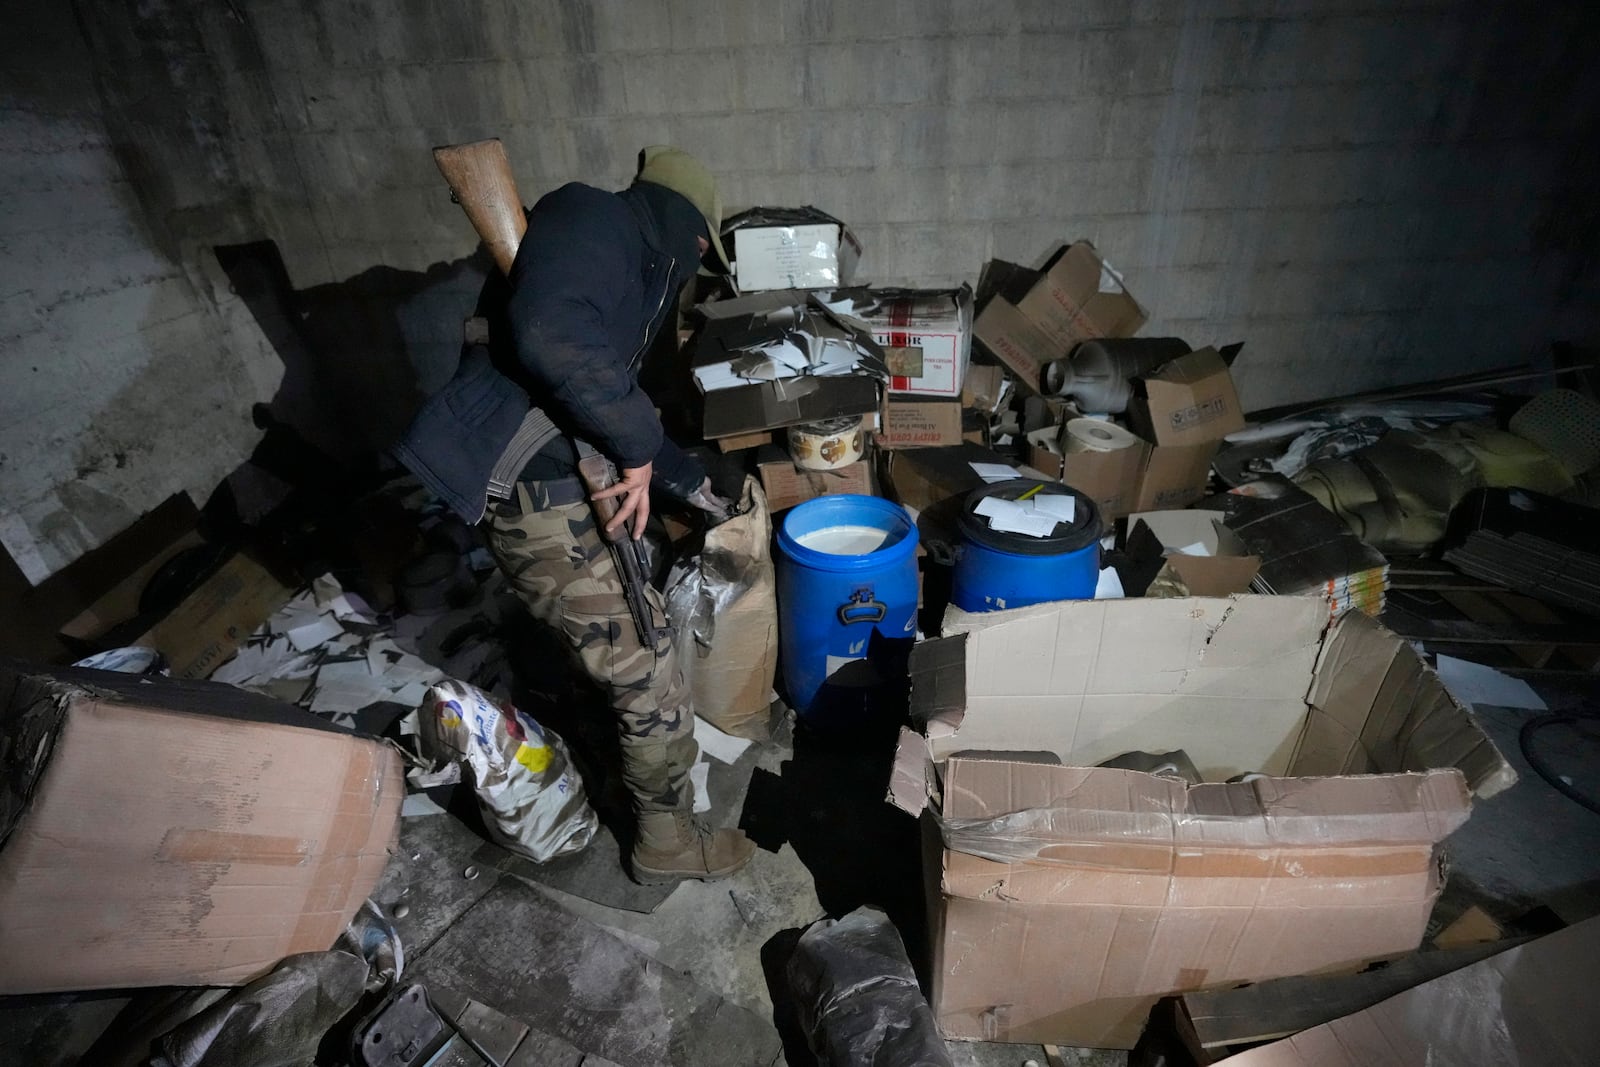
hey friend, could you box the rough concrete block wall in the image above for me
[0,4,281,583]
[4,0,1599,580]
[207,0,1598,412]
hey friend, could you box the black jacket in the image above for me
[395,181,706,522]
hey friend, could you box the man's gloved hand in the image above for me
[686,478,733,524]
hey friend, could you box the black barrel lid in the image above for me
[958,478,1103,556]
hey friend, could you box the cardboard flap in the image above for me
[888,726,936,816]
[1129,348,1246,447]
[931,597,1329,778]
[907,634,968,737]
[1300,611,1516,798]
[937,762,1468,868]
[0,666,72,848]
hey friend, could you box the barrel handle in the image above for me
[838,590,887,626]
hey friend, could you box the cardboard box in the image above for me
[849,286,973,398]
[962,364,1008,413]
[878,396,965,450]
[1134,439,1225,512]
[1018,242,1147,351]
[1125,509,1262,596]
[1221,917,1599,1066]
[723,206,861,292]
[715,429,775,453]
[756,450,873,511]
[136,552,297,680]
[1028,426,1151,521]
[890,596,1515,1049]
[59,529,206,645]
[1026,349,1243,518]
[0,662,404,993]
[973,279,1062,394]
[691,290,886,439]
[878,442,1030,513]
[973,244,1147,394]
[1126,347,1245,447]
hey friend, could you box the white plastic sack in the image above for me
[420,680,597,862]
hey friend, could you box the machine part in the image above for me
[352,984,448,1067]
[1042,337,1191,411]
[1099,749,1203,784]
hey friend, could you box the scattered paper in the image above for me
[1173,541,1212,557]
[975,495,1062,538]
[1436,655,1546,711]
[1095,567,1126,599]
[281,608,344,652]
[401,792,449,817]
[969,462,1020,483]
[212,572,446,720]
[694,714,754,764]
[689,758,713,813]
[409,763,462,789]
[1031,495,1076,523]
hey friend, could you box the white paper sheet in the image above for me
[969,462,1020,483]
[1436,655,1547,710]
[1031,495,1077,523]
[1095,567,1126,599]
[401,793,449,817]
[689,758,713,813]
[1173,541,1212,557]
[694,714,755,764]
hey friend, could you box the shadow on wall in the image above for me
[213,241,489,471]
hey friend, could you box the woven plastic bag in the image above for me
[420,679,597,862]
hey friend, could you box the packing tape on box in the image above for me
[787,416,865,471]
[1063,417,1140,454]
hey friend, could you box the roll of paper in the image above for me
[787,416,865,470]
[1063,417,1140,454]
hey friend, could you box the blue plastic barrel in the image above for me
[774,495,920,722]
[951,479,1102,613]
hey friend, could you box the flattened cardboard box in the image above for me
[1223,917,1600,1066]
[136,551,297,679]
[0,662,404,993]
[891,597,1513,1050]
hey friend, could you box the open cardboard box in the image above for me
[1027,348,1244,519]
[1125,509,1262,597]
[973,243,1147,394]
[0,661,404,993]
[889,596,1514,1049]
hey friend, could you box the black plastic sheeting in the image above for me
[787,907,953,1067]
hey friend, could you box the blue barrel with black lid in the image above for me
[774,494,920,723]
[951,478,1103,613]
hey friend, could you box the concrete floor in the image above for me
[3,619,1596,1066]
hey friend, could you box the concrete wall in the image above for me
[4,0,1599,581]
[0,4,282,584]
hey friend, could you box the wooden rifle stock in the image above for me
[432,138,526,276]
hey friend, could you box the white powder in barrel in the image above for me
[796,524,890,555]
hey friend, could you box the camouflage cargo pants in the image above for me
[486,479,697,813]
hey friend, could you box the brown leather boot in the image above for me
[631,809,756,885]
